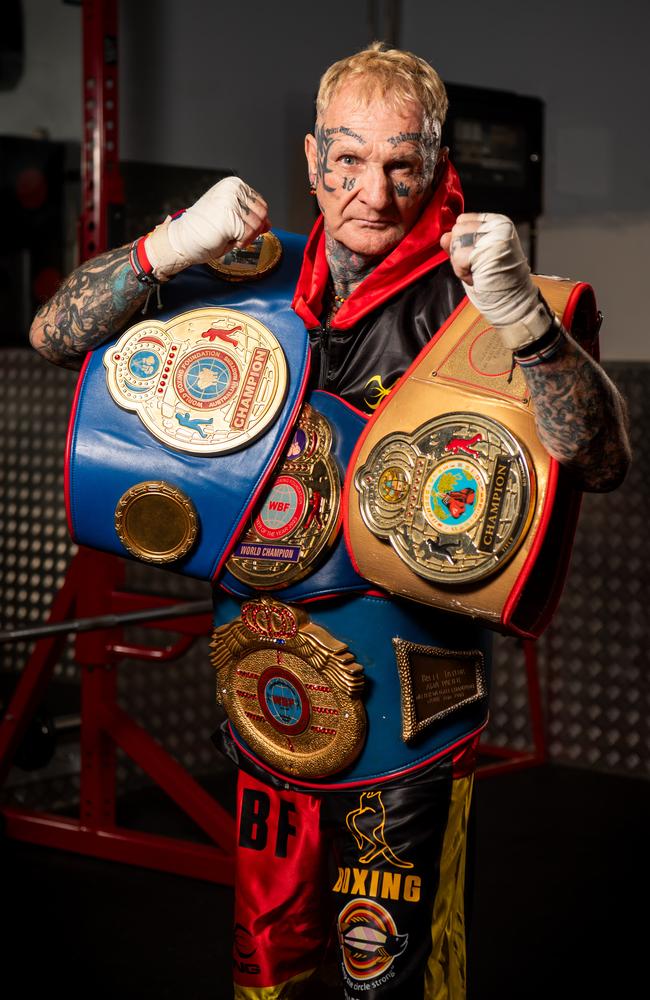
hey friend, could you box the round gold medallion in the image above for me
[115,480,198,564]
[206,231,283,282]
[211,598,366,778]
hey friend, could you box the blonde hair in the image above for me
[316,42,448,134]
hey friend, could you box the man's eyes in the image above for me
[390,160,417,172]
[334,156,418,171]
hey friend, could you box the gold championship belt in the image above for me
[227,403,341,588]
[211,598,366,777]
[346,276,597,636]
[103,306,287,455]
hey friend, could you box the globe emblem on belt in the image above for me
[258,665,310,736]
[174,348,240,409]
[254,475,306,540]
[422,459,485,535]
[185,356,231,402]
[264,678,303,726]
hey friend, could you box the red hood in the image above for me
[291,158,464,330]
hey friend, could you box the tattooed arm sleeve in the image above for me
[29,246,147,370]
[522,334,631,493]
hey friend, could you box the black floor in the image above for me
[2,763,648,999]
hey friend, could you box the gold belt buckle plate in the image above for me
[211,598,366,778]
[355,412,535,584]
[103,307,288,455]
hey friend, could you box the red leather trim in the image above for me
[210,354,312,581]
[501,457,559,633]
[292,159,464,330]
[227,719,487,790]
[296,586,388,605]
[64,353,93,539]
[564,281,600,361]
[342,295,471,574]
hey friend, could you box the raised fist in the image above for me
[145,176,270,281]
[441,212,555,351]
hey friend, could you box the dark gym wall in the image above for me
[2,0,647,359]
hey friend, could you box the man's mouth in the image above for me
[352,219,395,228]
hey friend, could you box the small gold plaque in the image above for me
[115,480,198,563]
[392,638,486,743]
[206,231,283,282]
[211,598,366,778]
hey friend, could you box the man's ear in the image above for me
[305,133,317,187]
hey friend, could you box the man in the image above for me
[31,43,629,1000]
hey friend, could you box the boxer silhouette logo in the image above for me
[345,790,413,869]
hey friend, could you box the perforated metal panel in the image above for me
[0,351,79,680]
[536,363,648,775]
[1,350,647,817]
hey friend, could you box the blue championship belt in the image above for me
[65,230,310,580]
[211,591,490,786]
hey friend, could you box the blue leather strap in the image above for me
[67,230,310,580]
[213,591,491,786]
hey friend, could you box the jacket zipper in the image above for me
[318,326,331,390]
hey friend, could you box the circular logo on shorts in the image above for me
[338,899,408,982]
[257,665,310,736]
[253,475,307,540]
[174,348,240,409]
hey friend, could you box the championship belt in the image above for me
[345,276,600,638]
[219,389,369,602]
[226,402,341,588]
[65,230,311,581]
[211,597,366,779]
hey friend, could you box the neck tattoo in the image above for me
[324,232,384,302]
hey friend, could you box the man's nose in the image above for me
[359,166,393,211]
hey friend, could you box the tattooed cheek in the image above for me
[393,181,411,197]
[342,177,356,191]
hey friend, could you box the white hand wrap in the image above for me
[145,176,255,281]
[463,214,556,351]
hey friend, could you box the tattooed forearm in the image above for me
[315,125,336,193]
[393,181,411,197]
[29,245,147,369]
[523,334,631,492]
[342,177,356,191]
[325,125,365,144]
